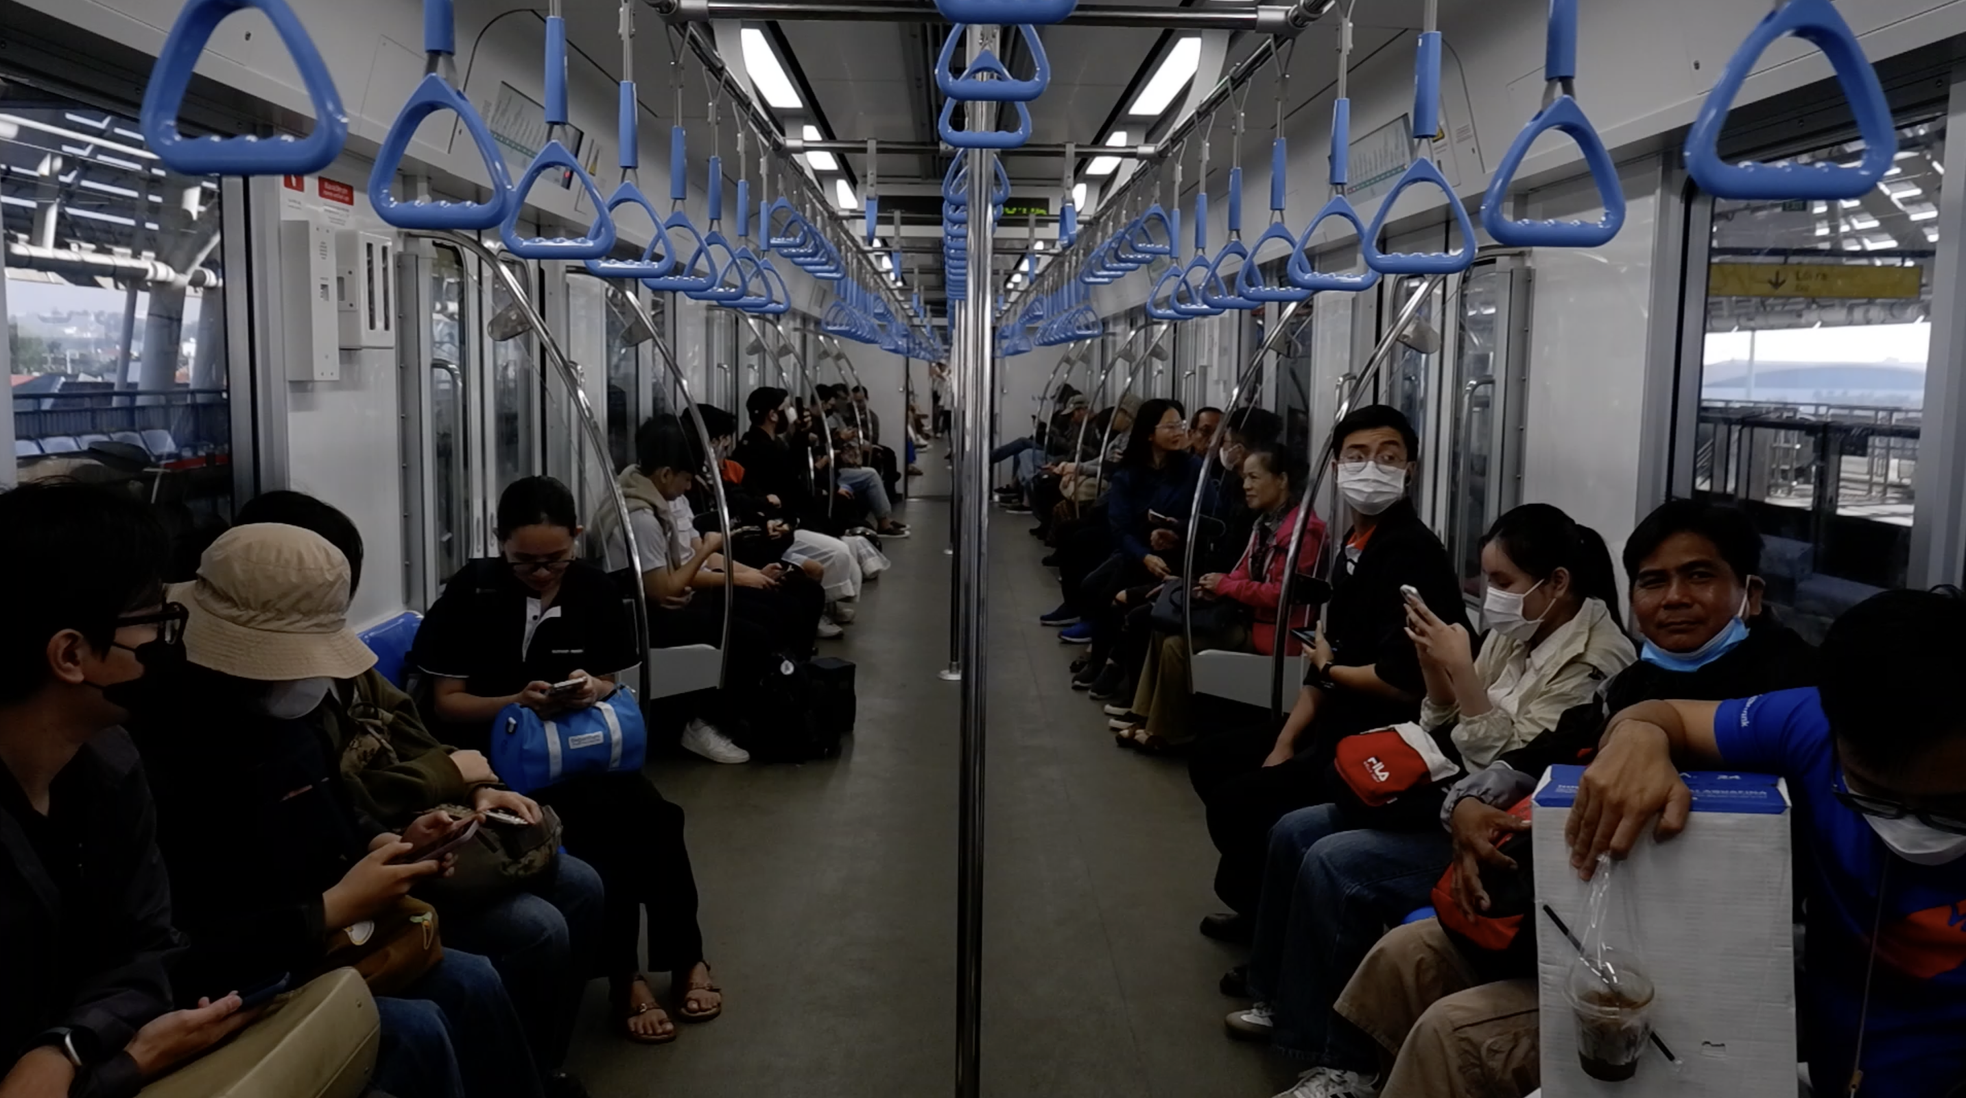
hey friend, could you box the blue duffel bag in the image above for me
[489,686,646,794]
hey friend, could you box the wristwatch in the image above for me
[34,1026,91,1067]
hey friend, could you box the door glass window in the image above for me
[422,244,470,583]
[1690,116,1941,637]
[490,257,539,495]
[3,82,234,575]
[1449,264,1527,602]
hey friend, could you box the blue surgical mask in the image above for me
[1639,592,1752,673]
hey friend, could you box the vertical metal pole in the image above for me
[941,304,965,681]
[954,25,997,1098]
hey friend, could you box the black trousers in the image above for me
[1055,526,1116,614]
[534,772,704,982]
[870,444,901,500]
[1187,691,1417,916]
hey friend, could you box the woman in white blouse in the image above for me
[1403,502,1637,770]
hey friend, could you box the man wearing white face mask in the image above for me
[1573,588,1966,1096]
[1189,405,1468,935]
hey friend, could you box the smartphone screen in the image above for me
[1290,627,1318,647]
[236,973,290,1011]
[397,817,480,864]
[547,677,584,697]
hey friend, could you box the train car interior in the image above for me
[4,0,1966,1096]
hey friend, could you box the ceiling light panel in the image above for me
[801,124,837,171]
[742,28,802,109]
[1128,37,1202,117]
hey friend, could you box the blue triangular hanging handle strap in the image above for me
[1684,0,1896,200]
[141,0,348,176]
[369,0,513,229]
[587,1,677,280]
[501,9,617,259]
[1289,92,1378,292]
[940,96,1032,150]
[1481,0,1625,247]
[1240,137,1308,302]
[936,24,1051,102]
[1362,28,1476,275]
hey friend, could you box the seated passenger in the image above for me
[410,476,726,1050]
[232,490,604,1094]
[1064,398,1199,670]
[1561,588,1966,1096]
[1111,441,1327,753]
[1188,405,1224,460]
[1187,404,1466,933]
[1332,499,1816,1098]
[129,523,544,1098]
[0,483,257,1098]
[1231,502,1634,1097]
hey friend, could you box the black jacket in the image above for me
[1,731,177,1098]
[731,428,811,525]
[1322,499,1468,701]
[131,668,384,1003]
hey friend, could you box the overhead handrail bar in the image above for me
[1238,40,1310,302]
[1289,6,1379,292]
[1684,0,1897,200]
[141,0,347,176]
[1174,116,1226,317]
[369,0,513,230]
[934,0,1078,23]
[1480,0,1626,247]
[501,0,616,260]
[586,0,677,279]
[1360,0,1476,275]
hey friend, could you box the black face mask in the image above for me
[88,637,188,719]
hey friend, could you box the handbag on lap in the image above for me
[414,804,564,911]
[490,687,647,795]
[1148,582,1250,638]
[313,896,442,997]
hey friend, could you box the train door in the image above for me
[1446,255,1531,611]
[398,237,480,607]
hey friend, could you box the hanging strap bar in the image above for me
[588,0,677,279]
[1481,0,1625,247]
[142,0,348,176]
[501,0,617,258]
[1360,0,1476,275]
[369,0,513,229]
[1289,8,1378,292]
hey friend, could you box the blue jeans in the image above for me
[373,998,464,1098]
[376,948,543,1098]
[837,466,892,519]
[1246,803,1453,1069]
[440,854,604,1078]
[991,436,1039,464]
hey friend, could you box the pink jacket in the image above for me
[1214,503,1327,656]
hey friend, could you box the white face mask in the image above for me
[1483,579,1547,643]
[1862,811,1966,866]
[258,677,332,720]
[1336,460,1407,515]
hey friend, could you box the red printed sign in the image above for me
[316,177,355,206]
[282,175,305,191]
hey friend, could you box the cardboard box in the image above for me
[1534,765,1796,1095]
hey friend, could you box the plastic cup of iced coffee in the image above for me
[1566,951,1655,1082]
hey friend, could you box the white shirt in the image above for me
[521,597,562,660]
[629,497,699,574]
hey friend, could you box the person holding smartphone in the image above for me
[0,484,265,1098]
[127,523,543,1098]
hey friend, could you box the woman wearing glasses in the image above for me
[411,476,725,1052]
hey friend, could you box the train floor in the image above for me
[567,444,1299,1097]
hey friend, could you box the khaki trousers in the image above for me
[1130,626,1248,744]
[1334,918,1541,1098]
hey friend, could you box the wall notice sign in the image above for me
[1708,262,1921,300]
[316,178,355,206]
[283,175,305,192]
[1348,115,1414,205]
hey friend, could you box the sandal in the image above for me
[617,975,677,1045]
[678,963,723,1023]
[1130,730,1179,756]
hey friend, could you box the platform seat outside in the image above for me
[77,433,110,450]
[140,428,180,459]
[39,436,80,454]
[1193,649,1294,707]
[110,430,148,454]
[14,439,41,457]
[136,967,377,1098]
[357,611,422,690]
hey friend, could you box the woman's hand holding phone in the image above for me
[124,994,260,1080]
[472,787,542,824]
[323,842,445,929]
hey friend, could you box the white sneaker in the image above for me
[1224,1004,1275,1042]
[680,719,750,764]
[1274,1067,1380,1098]
[828,604,856,624]
[817,617,844,639]
[1102,703,1133,717]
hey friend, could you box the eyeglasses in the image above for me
[116,603,188,647]
[507,557,575,576]
[1833,774,1966,836]
[1339,454,1407,468]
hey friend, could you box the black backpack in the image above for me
[807,657,857,742]
[743,655,841,763]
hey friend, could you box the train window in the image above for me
[1447,258,1529,605]
[490,255,540,495]
[423,243,472,585]
[2,87,234,572]
[1685,116,1942,637]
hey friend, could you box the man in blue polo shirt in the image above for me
[1569,588,1966,1095]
